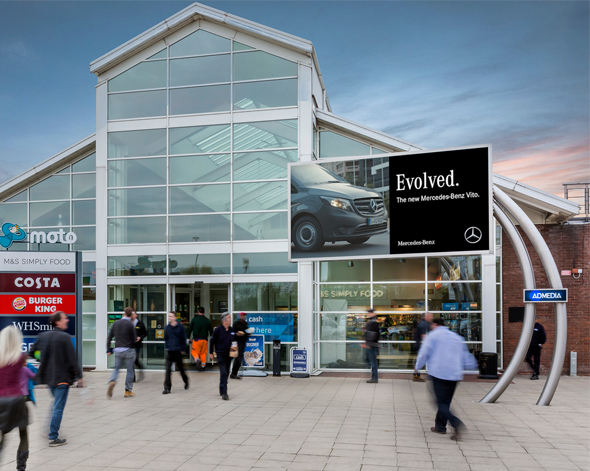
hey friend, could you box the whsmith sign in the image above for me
[523,289,568,303]
[0,252,82,365]
[288,145,492,261]
[0,222,77,249]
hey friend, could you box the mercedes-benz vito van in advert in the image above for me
[290,164,387,252]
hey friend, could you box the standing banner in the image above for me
[241,334,268,377]
[0,252,82,366]
[290,347,309,378]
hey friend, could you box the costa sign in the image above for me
[0,294,76,315]
[0,273,76,293]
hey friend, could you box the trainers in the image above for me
[230,374,241,380]
[450,426,464,441]
[162,389,170,394]
[107,381,115,398]
[430,427,446,434]
[413,375,425,382]
[49,438,67,447]
[124,390,135,398]
[366,379,378,383]
[531,374,539,380]
[222,394,229,400]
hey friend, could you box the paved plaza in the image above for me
[0,371,588,471]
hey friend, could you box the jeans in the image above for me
[365,347,379,381]
[164,351,188,390]
[109,349,135,391]
[48,385,69,440]
[525,345,542,375]
[431,376,463,432]
[216,353,231,395]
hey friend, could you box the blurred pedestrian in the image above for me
[413,312,433,382]
[163,311,189,394]
[0,327,30,469]
[415,318,478,440]
[525,321,546,380]
[188,307,213,371]
[364,309,380,384]
[106,307,136,398]
[31,311,83,447]
[231,312,250,379]
[132,311,147,382]
[210,312,235,400]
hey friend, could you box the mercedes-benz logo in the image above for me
[370,199,377,212]
[464,227,482,244]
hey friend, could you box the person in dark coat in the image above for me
[525,321,547,380]
[132,311,148,382]
[364,309,380,384]
[31,311,83,447]
[210,312,235,400]
[163,311,189,394]
[230,312,250,379]
[413,312,433,382]
[0,327,31,469]
[106,307,136,398]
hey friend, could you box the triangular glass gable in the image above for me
[234,41,254,51]
[170,30,230,57]
[147,49,167,60]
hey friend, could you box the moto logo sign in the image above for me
[29,229,77,244]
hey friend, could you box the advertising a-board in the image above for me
[242,334,265,368]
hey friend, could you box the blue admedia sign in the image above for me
[245,313,294,342]
[523,289,568,303]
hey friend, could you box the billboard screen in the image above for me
[289,145,492,261]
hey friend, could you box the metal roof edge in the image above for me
[89,2,314,76]
[0,134,96,202]
[315,109,424,152]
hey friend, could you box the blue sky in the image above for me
[0,1,588,196]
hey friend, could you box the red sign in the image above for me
[0,273,75,293]
[0,294,76,315]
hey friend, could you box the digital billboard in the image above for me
[288,145,492,261]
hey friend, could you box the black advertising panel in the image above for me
[288,145,492,261]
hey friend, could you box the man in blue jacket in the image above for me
[163,311,189,394]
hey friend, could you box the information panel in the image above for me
[289,145,492,261]
[242,334,265,368]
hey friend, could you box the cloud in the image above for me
[0,40,36,63]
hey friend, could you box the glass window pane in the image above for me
[82,315,96,340]
[30,175,70,201]
[148,50,166,59]
[320,260,370,282]
[170,85,230,115]
[233,181,288,211]
[108,217,166,244]
[233,120,297,151]
[108,255,167,276]
[108,129,166,159]
[372,147,389,155]
[170,184,230,214]
[438,313,482,341]
[169,125,230,155]
[427,282,482,311]
[83,261,96,286]
[108,61,167,92]
[170,154,230,184]
[234,79,297,110]
[108,188,167,216]
[72,174,96,199]
[4,191,27,203]
[73,226,96,251]
[233,282,297,311]
[108,158,167,187]
[0,203,27,226]
[108,285,166,312]
[234,41,254,51]
[83,287,96,312]
[30,202,69,226]
[82,341,96,365]
[233,212,288,240]
[233,51,297,81]
[169,254,230,275]
[233,150,297,181]
[108,90,167,120]
[233,252,296,274]
[374,258,425,281]
[170,55,230,87]
[169,214,230,242]
[73,200,95,225]
[427,256,482,281]
[72,153,96,173]
[320,284,371,311]
[170,30,230,57]
[319,131,370,158]
[373,284,425,311]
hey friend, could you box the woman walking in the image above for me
[0,326,30,470]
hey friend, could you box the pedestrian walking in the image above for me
[106,307,136,398]
[30,311,83,447]
[231,312,251,379]
[0,327,31,469]
[163,311,189,394]
[525,321,546,380]
[188,307,213,371]
[132,311,147,382]
[210,312,235,400]
[415,318,478,440]
[364,309,380,384]
[413,312,433,382]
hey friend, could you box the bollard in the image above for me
[273,339,281,376]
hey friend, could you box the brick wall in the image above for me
[502,223,589,375]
